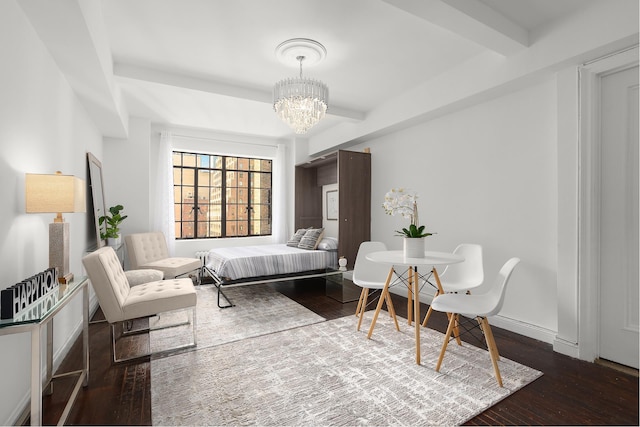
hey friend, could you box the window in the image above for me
[172,151,272,239]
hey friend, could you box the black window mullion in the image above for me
[193,166,198,239]
[247,171,253,233]
[221,159,227,238]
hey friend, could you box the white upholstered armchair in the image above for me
[83,246,197,363]
[125,231,201,283]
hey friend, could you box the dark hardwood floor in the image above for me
[39,277,638,426]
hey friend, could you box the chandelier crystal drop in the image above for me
[273,55,329,134]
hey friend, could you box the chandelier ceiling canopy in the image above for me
[273,38,329,135]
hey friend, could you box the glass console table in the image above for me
[0,276,89,426]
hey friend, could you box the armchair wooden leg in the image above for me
[436,313,458,372]
[479,317,503,387]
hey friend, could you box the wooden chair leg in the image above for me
[482,317,501,360]
[475,316,499,359]
[453,313,462,345]
[367,268,394,339]
[407,269,413,326]
[356,288,370,331]
[355,287,366,316]
[385,291,400,331]
[436,313,458,372]
[421,290,440,327]
[479,317,503,387]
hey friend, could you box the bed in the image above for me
[202,232,339,307]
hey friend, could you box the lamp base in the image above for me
[50,222,71,283]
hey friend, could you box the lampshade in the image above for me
[26,172,86,219]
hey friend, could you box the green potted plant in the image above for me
[99,204,128,246]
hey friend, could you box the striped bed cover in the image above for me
[205,244,336,281]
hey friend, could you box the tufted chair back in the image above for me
[82,246,131,323]
[125,232,170,270]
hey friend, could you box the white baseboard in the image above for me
[390,288,558,345]
[553,337,581,359]
[488,314,556,344]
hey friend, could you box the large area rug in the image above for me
[149,284,326,353]
[150,292,542,426]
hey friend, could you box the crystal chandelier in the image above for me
[273,39,329,134]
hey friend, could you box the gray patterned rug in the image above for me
[151,301,542,426]
[149,284,326,353]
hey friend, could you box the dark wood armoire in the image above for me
[294,150,371,269]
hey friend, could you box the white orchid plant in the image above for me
[382,188,434,238]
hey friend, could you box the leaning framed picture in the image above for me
[326,190,338,220]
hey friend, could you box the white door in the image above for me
[598,65,639,369]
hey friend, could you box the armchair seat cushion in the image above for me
[140,257,201,279]
[122,278,196,321]
[125,269,164,286]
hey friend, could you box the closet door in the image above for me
[338,150,371,268]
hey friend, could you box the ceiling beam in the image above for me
[382,0,529,56]
[114,63,366,122]
[18,0,129,138]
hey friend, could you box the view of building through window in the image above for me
[172,151,272,239]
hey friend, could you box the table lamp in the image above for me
[25,171,86,284]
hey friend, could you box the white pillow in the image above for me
[316,237,338,251]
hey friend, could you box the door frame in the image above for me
[577,46,639,362]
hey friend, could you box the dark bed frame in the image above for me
[201,265,341,308]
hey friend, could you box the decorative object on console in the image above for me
[382,188,434,258]
[338,256,348,271]
[0,268,58,319]
[99,204,128,246]
[273,38,329,134]
[25,171,86,283]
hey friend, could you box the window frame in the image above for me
[172,151,272,239]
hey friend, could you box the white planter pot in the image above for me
[107,236,122,247]
[403,237,425,258]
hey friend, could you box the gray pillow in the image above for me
[298,228,325,250]
[286,228,308,247]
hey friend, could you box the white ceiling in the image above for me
[20,0,599,141]
[98,0,592,140]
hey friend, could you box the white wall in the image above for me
[0,1,103,424]
[356,78,558,337]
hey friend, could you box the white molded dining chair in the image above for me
[422,243,484,328]
[352,241,400,332]
[431,257,520,387]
